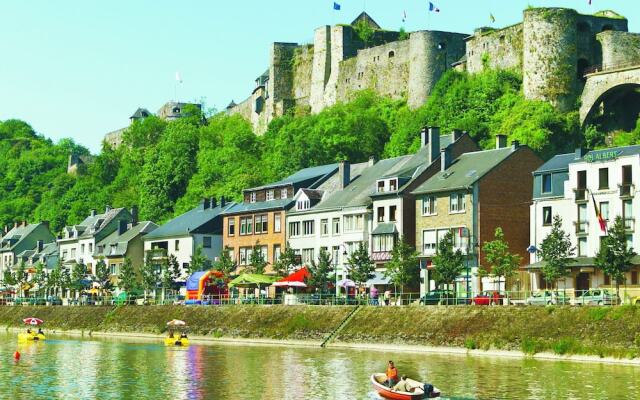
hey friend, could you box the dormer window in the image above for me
[266,190,274,201]
[281,188,288,199]
[250,193,257,203]
[297,200,311,211]
[172,107,181,114]
[389,179,398,191]
[377,181,385,193]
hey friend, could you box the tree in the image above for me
[95,258,112,294]
[70,262,88,292]
[140,262,160,303]
[31,262,47,298]
[118,257,138,293]
[595,216,636,299]
[307,248,334,293]
[432,231,465,297]
[47,262,62,297]
[481,227,522,290]
[538,215,575,289]
[383,237,419,296]
[271,243,297,277]
[213,246,237,279]
[188,245,209,275]
[162,254,181,290]
[15,261,27,297]
[346,242,375,287]
[246,241,267,275]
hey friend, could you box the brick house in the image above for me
[413,136,543,295]
[222,164,339,274]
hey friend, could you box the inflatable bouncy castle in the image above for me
[185,270,227,304]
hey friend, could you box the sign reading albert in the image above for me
[584,150,623,163]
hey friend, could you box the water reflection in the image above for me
[0,334,637,399]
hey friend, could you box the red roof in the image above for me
[277,266,311,283]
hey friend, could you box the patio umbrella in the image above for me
[337,279,356,288]
[272,267,310,288]
[23,317,44,326]
[166,320,187,327]
[228,274,277,288]
[272,281,307,288]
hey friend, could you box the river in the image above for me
[0,333,638,399]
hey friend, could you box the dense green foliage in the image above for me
[0,68,601,234]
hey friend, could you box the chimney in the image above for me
[427,127,441,164]
[130,206,138,225]
[338,160,351,190]
[105,205,112,213]
[575,147,587,159]
[496,134,507,149]
[368,156,377,166]
[41,220,50,230]
[511,140,520,150]
[220,196,226,207]
[201,198,210,210]
[118,219,127,235]
[90,209,97,217]
[36,240,44,252]
[210,196,217,208]
[441,148,452,172]
[420,127,428,147]
[451,129,463,142]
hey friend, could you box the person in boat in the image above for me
[27,328,32,335]
[385,360,399,387]
[168,331,174,338]
[180,332,187,339]
[37,328,44,335]
[393,376,415,393]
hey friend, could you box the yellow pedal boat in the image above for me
[18,333,46,341]
[164,337,189,346]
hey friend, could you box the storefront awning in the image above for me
[365,271,390,286]
[526,255,640,270]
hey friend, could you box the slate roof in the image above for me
[223,198,293,215]
[76,208,128,239]
[245,163,339,192]
[535,153,576,173]
[145,204,234,240]
[412,147,517,195]
[0,224,40,251]
[300,189,324,200]
[95,221,158,257]
[130,108,151,119]
[35,242,59,258]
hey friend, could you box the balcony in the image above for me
[573,188,588,203]
[574,221,589,235]
[146,248,168,259]
[619,183,634,198]
[624,217,635,232]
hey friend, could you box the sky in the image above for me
[0,0,638,153]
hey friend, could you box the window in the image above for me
[632,271,638,285]
[598,168,609,190]
[604,274,611,285]
[332,218,340,235]
[624,200,633,229]
[389,50,395,58]
[373,234,395,252]
[239,248,248,265]
[542,173,552,194]
[320,219,329,236]
[175,240,180,251]
[344,215,364,232]
[281,188,288,199]
[250,192,257,203]
[297,199,310,210]
[89,243,93,253]
[274,213,281,233]
[627,235,633,249]
[240,216,253,235]
[623,165,633,184]
[228,218,235,236]
[302,248,315,264]
[71,248,76,258]
[389,206,397,222]
[62,250,68,260]
[109,264,118,275]
[543,206,552,226]
[377,181,385,193]
[577,204,588,233]
[255,214,268,234]
[389,179,398,191]
[422,196,437,216]
[423,230,437,254]
[303,220,314,236]
[332,246,340,266]
[266,190,274,201]
[377,207,385,222]
[599,202,610,221]
[577,170,587,189]
[578,237,587,256]
[451,227,469,250]
[274,245,281,262]
[289,222,301,237]
[449,193,466,213]
[81,244,85,254]
[203,236,212,248]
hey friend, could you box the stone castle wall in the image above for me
[598,31,640,68]
[465,24,524,74]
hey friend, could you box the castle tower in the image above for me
[310,26,332,113]
[523,8,579,112]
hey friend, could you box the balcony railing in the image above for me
[619,183,634,198]
[146,248,168,259]
[574,221,589,234]
[574,188,588,202]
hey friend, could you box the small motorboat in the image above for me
[371,373,440,399]
[164,337,189,346]
[18,332,46,342]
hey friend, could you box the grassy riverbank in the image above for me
[2,305,640,359]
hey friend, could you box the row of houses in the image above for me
[2,128,640,297]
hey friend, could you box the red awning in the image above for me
[277,266,310,283]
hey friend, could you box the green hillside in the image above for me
[0,69,607,233]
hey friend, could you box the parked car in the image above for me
[472,291,508,305]
[27,297,46,305]
[47,296,63,305]
[572,289,620,306]
[525,290,570,306]
[419,290,457,305]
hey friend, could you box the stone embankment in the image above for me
[2,305,640,360]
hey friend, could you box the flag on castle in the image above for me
[490,13,496,23]
[402,10,407,23]
[175,71,182,84]
[428,2,440,12]
[333,2,341,11]
[591,193,607,233]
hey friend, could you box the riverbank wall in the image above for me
[2,305,640,360]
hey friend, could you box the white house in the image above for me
[529,146,640,298]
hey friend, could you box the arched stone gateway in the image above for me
[580,66,640,130]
